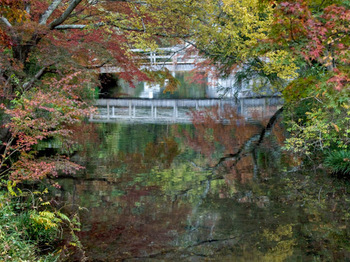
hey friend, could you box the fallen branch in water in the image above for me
[121,233,251,261]
[212,106,284,170]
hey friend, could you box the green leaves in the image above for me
[325,150,350,176]
[283,74,350,155]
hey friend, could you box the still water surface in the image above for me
[55,106,350,261]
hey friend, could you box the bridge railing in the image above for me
[130,45,198,64]
[91,98,236,122]
[90,97,283,123]
[100,45,203,73]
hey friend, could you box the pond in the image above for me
[53,104,350,261]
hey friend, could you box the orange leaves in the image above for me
[2,71,95,182]
[269,1,350,94]
[10,158,57,181]
[0,0,28,48]
[273,1,349,65]
[327,69,350,91]
[0,0,28,23]
[9,155,83,182]
[185,106,260,161]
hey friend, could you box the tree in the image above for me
[0,0,199,182]
[190,0,350,158]
[0,1,198,259]
[270,0,350,156]
[187,0,298,92]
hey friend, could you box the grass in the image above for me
[324,150,350,176]
[0,189,59,262]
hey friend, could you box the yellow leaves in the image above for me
[260,224,296,262]
[221,0,273,55]
[0,1,27,24]
[7,181,20,197]
[30,211,60,230]
[128,32,158,51]
[263,224,294,242]
[262,50,299,80]
[30,209,72,231]
[342,104,350,109]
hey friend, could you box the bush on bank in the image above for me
[282,68,350,174]
[0,182,82,261]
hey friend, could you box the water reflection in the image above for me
[106,72,208,99]
[54,106,350,261]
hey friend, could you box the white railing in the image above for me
[90,97,283,123]
[100,45,202,73]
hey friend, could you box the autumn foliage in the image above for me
[0,0,348,182]
[271,1,350,89]
[0,0,192,182]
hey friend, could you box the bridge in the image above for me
[100,45,201,74]
[90,97,283,123]
[98,45,281,101]
[99,45,267,98]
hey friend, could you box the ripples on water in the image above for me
[53,104,350,261]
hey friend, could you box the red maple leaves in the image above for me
[272,1,349,90]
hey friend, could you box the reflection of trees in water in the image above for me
[55,109,350,261]
[183,105,260,164]
[144,105,289,259]
[76,189,190,261]
[58,123,195,260]
[182,105,285,181]
[177,105,350,261]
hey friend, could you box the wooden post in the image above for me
[129,101,132,118]
[107,101,110,120]
[151,104,154,118]
[133,105,136,118]
[173,101,178,120]
[112,106,115,117]
[154,106,157,118]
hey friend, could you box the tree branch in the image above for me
[213,106,284,169]
[54,21,107,29]
[0,17,12,28]
[39,0,63,25]
[132,3,146,32]
[49,0,83,29]
[25,3,31,14]
[54,24,86,29]
[83,59,111,69]
[23,63,55,91]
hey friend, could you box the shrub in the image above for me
[0,183,82,261]
[324,150,350,176]
[0,189,53,261]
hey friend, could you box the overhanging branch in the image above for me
[23,63,55,91]
[54,21,105,29]
[83,59,111,69]
[50,0,83,29]
[213,106,284,169]
[54,24,86,29]
[0,17,12,28]
[39,0,63,25]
